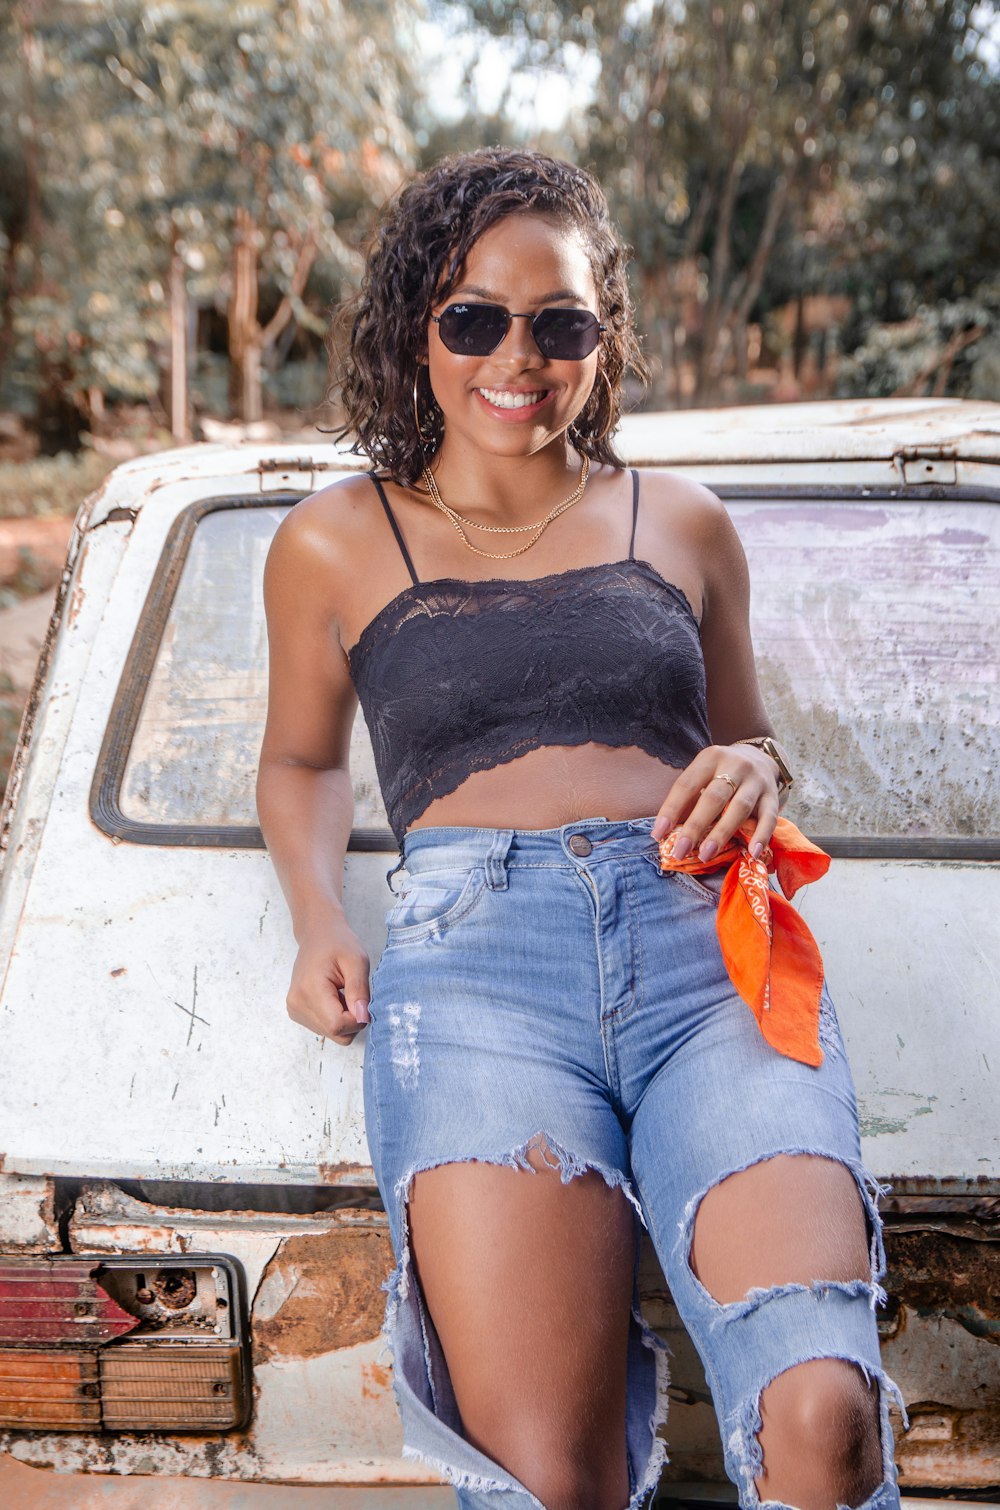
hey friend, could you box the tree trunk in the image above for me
[0,228,22,392]
[697,156,741,403]
[228,207,263,424]
[168,231,190,442]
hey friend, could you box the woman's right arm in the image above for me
[256,496,371,1047]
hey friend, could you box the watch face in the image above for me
[765,740,793,789]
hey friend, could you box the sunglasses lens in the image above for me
[533,309,602,360]
[437,304,508,355]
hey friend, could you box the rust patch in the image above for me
[361,1360,392,1399]
[884,1192,1000,1222]
[252,1228,392,1362]
[868,1225,1000,1485]
[896,1402,1000,1488]
[315,1161,376,1186]
[884,1227,999,1341]
[150,1267,197,1309]
[67,540,88,627]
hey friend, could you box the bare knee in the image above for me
[757,1358,883,1509]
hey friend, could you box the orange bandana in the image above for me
[658,817,831,1067]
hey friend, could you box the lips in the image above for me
[474,387,553,419]
[477,387,548,409]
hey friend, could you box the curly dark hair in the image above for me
[329,147,648,485]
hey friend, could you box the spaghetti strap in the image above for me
[370,475,419,585]
[628,469,640,561]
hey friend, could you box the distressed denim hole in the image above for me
[381,1137,670,1510]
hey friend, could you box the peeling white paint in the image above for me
[0,1173,57,1250]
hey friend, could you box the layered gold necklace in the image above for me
[419,455,590,561]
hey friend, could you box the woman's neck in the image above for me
[423,436,585,525]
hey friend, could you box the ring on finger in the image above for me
[712,772,739,798]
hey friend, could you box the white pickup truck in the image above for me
[0,398,997,1500]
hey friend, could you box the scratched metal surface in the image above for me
[0,440,998,1183]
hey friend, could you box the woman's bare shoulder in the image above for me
[636,468,727,530]
[635,467,746,604]
[267,472,380,578]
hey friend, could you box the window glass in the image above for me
[119,504,390,833]
[730,497,998,839]
[119,495,999,842]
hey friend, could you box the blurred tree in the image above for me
[0,5,35,392]
[456,0,1000,405]
[828,0,1000,397]
[1,0,422,437]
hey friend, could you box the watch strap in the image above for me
[734,735,794,792]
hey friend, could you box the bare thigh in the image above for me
[409,1148,636,1510]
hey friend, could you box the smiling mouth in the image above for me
[476,387,551,410]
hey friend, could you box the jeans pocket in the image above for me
[665,867,727,908]
[383,866,487,943]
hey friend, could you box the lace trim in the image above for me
[347,557,699,661]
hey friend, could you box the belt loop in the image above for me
[484,830,514,890]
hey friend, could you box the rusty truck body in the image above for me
[0,397,997,1498]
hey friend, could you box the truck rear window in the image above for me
[113,502,387,839]
[97,490,999,853]
[734,495,996,845]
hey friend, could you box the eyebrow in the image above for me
[449,284,586,305]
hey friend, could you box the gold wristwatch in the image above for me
[734,735,794,795]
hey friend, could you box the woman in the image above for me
[256,149,902,1510]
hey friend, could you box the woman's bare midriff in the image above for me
[406,742,684,833]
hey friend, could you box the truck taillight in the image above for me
[0,1255,250,1431]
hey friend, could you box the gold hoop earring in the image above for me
[594,366,616,422]
[412,366,440,446]
[572,367,616,445]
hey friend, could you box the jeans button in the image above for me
[568,833,593,857]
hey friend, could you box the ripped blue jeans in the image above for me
[363,817,905,1509]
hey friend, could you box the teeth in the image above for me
[478,388,546,409]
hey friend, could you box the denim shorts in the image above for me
[363,816,904,1510]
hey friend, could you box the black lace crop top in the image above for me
[348,471,711,844]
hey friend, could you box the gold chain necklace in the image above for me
[419,455,590,560]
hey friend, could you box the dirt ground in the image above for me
[0,584,56,687]
[0,1457,452,1507]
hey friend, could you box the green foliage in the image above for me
[454,0,1000,403]
[0,688,23,803]
[1,0,424,420]
[836,276,1000,398]
[2,0,998,417]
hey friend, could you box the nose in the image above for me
[495,313,544,366]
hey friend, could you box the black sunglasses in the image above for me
[431,302,605,361]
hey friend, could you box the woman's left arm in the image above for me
[650,484,786,861]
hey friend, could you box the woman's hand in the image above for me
[650,743,782,862]
[286,916,371,1047]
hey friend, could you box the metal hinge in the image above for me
[256,458,328,493]
[894,445,958,485]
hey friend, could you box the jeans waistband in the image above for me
[394,815,660,888]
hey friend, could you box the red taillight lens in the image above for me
[0,1255,249,1431]
[0,1260,138,1346]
